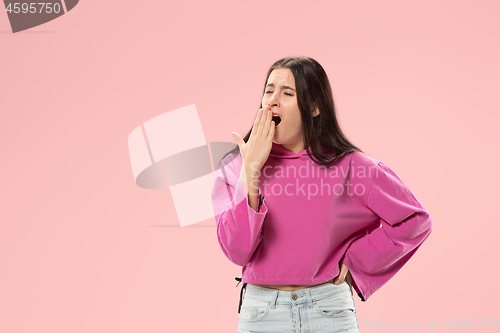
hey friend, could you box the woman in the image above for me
[211,57,433,332]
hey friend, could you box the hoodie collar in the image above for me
[269,142,335,159]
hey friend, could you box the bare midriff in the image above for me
[248,278,336,291]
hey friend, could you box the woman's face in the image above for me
[262,68,304,151]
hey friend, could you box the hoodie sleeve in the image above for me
[340,161,433,301]
[211,154,268,266]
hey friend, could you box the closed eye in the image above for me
[265,91,294,96]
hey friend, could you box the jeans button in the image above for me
[291,293,298,301]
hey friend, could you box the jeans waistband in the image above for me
[242,279,352,310]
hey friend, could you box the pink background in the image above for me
[1,0,499,332]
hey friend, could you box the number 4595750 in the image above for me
[444,319,498,329]
[5,3,62,14]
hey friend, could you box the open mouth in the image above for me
[272,114,282,127]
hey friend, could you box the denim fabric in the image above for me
[237,279,360,333]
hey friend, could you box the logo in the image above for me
[128,104,235,227]
[4,0,79,33]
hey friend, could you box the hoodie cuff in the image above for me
[235,179,268,216]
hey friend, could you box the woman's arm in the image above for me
[238,160,261,213]
[340,161,433,301]
[211,156,268,266]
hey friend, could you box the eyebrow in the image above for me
[265,83,296,91]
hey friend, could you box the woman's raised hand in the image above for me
[232,104,276,173]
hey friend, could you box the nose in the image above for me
[267,92,280,108]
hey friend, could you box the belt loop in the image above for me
[345,278,351,291]
[270,289,278,309]
[235,277,247,314]
[305,288,313,308]
[238,282,247,314]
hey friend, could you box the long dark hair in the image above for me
[219,56,363,168]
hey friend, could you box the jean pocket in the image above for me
[238,297,270,323]
[313,290,356,318]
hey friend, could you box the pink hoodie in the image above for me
[211,142,433,301]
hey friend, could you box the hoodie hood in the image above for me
[269,142,336,159]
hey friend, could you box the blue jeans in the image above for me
[237,279,360,333]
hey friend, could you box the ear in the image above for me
[312,106,320,117]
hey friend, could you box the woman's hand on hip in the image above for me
[334,263,354,295]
